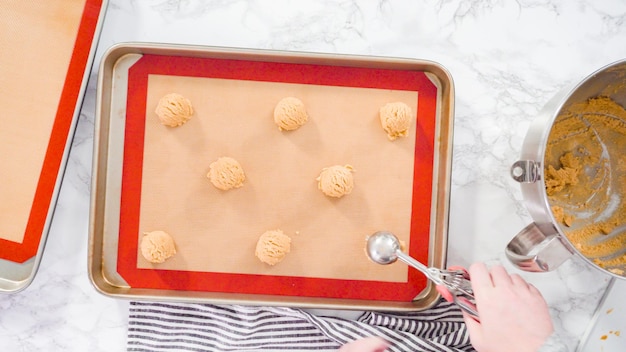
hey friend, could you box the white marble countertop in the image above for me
[2,0,626,350]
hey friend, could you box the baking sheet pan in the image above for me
[89,43,454,310]
[0,0,107,293]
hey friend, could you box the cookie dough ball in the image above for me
[274,97,308,131]
[207,157,246,190]
[379,102,413,140]
[140,230,176,264]
[317,164,354,198]
[155,93,194,127]
[255,229,292,265]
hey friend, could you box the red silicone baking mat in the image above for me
[116,54,438,302]
[0,0,103,263]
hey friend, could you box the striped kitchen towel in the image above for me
[127,299,474,352]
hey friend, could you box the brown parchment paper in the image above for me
[0,1,85,243]
[136,74,419,283]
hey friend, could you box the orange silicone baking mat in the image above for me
[117,54,438,301]
[0,0,103,263]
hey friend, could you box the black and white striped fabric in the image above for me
[127,299,474,352]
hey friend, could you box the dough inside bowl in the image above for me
[545,96,626,276]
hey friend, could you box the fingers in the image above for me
[468,262,493,289]
[461,310,483,350]
[489,265,513,286]
[338,337,389,352]
[436,284,454,303]
[528,282,541,295]
[469,263,534,289]
[510,273,530,290]
[462,310,481,331]
[494,267,534,293]
[455,296,479,321]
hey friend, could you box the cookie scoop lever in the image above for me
[366,231,479,321]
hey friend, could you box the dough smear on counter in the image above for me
[140,230,177,264]
[255,229,292,265]
[317,164,354,198]
[274,97,308,131]
[207,156,246,190]
[379,102,413,140]
[155,93,194,127]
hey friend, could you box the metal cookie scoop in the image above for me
[366,231,479,320]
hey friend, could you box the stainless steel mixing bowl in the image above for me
[506,59,626,279]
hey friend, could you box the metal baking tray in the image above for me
[89,43,454,310]
[0,0,107,293]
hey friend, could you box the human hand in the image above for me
[463,263,554,352]
[337,336,388,352]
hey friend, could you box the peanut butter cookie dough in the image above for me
[207,157,246,191]
[379,102,413,140]
[255,229,291,266]
[274,97,308,131]
[546,96,626,274]
[140,230,177,264]
[155,93,194,127]
[317,164,354,198]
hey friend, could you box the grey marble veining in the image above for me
[1,0,625,350]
